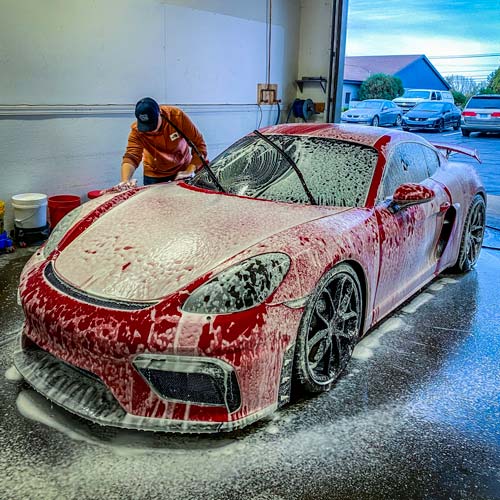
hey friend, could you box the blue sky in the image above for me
[346,0,500,83]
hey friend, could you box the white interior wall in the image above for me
[0,0,300,230]
[296,0,333,121]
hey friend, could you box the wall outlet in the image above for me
[257,83,279,104]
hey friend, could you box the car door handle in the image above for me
[439,202,450,213]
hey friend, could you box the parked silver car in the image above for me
[341,99,402,127]
[461,94,500,136]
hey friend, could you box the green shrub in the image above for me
[358,73,404,100]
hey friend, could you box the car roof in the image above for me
[259,123,422,149]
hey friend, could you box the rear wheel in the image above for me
[371,116,379,127]
[449,195,485,273]
[394,115,402,127]
[294,264,363,393]
[462,129,471,137]
[453,119,460,130]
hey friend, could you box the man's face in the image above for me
[144,114,162,134]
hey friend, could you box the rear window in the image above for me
[466,96,500,109]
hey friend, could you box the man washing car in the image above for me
[120,97,208,187]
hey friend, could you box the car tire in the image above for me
[371,116,379,127]
[449,194,485,273]
[462,129,471,137]
[293,264,363,393]
[402,126,409,131]
[453,120,460,130]
[394,115,402,127]
[436,119,444,133]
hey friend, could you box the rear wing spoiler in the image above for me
[431,142,482,163]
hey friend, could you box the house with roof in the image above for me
[343,54,450,106]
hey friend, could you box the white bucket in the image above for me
[11,193,48,229]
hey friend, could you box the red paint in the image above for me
[17,124,485,430]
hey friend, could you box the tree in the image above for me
[358,73,404,100]
[445,75,478,96]
[487,67,500,93]
[451,90,467,107]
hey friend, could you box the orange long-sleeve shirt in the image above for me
[122,106,208,178]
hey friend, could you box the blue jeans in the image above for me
[143,174,176,185]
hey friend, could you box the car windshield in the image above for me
[352,101,382,109]
[413,102,445,112]
[402,90,431,99]
[190,135,379,207]
[467,97,500,109]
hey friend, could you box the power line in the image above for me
[429,53,500,59]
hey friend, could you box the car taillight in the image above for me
[491,112,500,117]
[462,111,477,117]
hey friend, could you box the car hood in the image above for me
[406,110,441,118]
[54,184,343,302]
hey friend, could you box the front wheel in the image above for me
[371,116,379,127]
[449,195,485,273]
[394,114,402,127]
[402,126,410,131]
[436,119,444,133]
[294,264,363,393]
[462,129,471,137]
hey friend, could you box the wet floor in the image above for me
[1,243,499,500]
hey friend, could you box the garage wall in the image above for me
[0,0,300,230]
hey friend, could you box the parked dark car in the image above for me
[341,99,402,127]
[461,94,500,136]
[402,102,461,132]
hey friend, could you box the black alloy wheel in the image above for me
[371,116,379,127]
[453,119,460,130]
[294,264,363,393]
[450,195,486,273]
[436,119,444,133]
[395,115,402,127]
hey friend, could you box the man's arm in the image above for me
[121,128,143,180]
[121,162,137,182]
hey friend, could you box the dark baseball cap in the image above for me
[135,97,160,132]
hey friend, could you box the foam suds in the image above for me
[401,293,433,314]
[15,390,237,457]
[352,317,405,360]
[4,365,23,381]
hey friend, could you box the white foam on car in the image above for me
[4,365,23,381]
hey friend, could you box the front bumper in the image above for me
[403,119,438,129]
[14,341,277,432]
[341,118,371,124]
[17,257,301,431]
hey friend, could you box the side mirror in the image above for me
[389,183,435,212]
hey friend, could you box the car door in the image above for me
[380,102,391,125]
[372,142,450,322]
[442,103,453,127]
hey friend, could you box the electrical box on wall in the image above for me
[257,83,279,105]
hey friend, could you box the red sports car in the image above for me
[15,124,485,432]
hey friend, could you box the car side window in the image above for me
[378,143,428,201]
[436,92,442,101]
[421,146,441,177]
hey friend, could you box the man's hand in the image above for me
[112,179,138,192]
[175,163,197,180]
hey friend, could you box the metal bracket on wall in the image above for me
[295,77,327,93]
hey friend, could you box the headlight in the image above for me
[43,206,83,257]
[182,253,290,314]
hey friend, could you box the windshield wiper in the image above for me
[163,115,226,193]
[253,130,316,205]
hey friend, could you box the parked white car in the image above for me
[393,89,454,113]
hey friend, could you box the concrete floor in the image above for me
[1,131,499,500]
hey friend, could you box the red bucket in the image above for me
[87,189,104,200]
[48,194,81,229]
